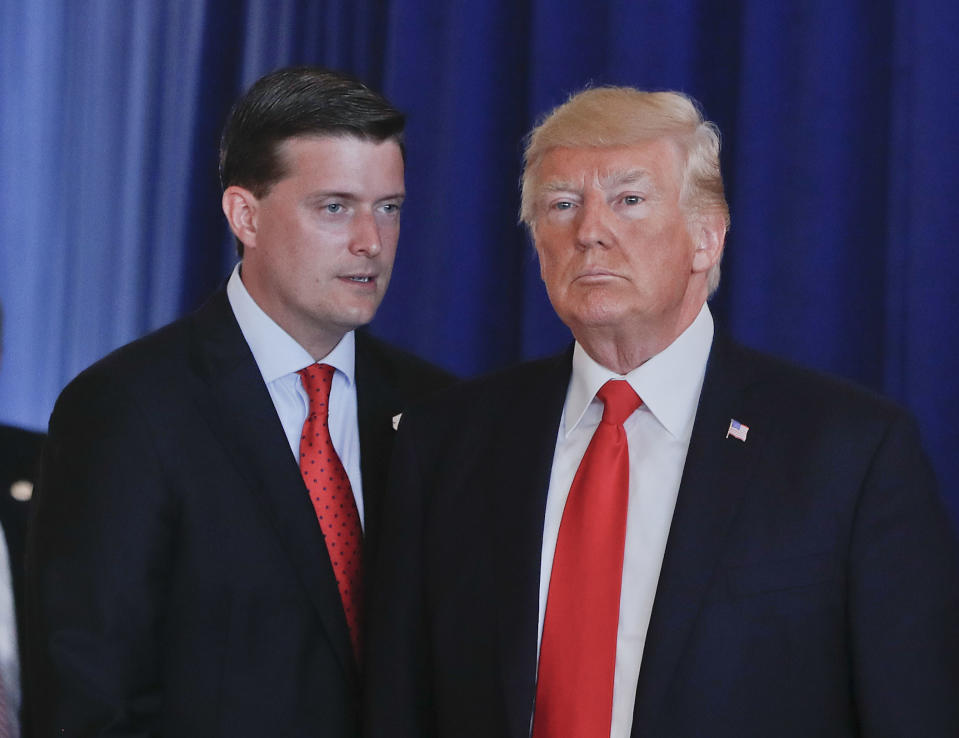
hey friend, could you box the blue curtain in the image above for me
[1,0,957,523]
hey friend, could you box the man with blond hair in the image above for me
[365,86,959,737]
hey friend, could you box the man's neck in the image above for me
[573,299,707,375]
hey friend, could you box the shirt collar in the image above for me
[565,303,714,439]
[226,263,356,386]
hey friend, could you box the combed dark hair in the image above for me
[219,66,405,256]
[219,66,405,195]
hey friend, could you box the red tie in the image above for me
[533,380,642,738]
[297,363,364,662]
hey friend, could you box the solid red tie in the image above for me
[532,380,642,738]
[298,363,364,662]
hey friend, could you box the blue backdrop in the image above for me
[1,0,957,523]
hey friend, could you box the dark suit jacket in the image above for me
[0,423,43,622]
[24,288,454,738]
[365,334,959,738]
[0,423,43,721]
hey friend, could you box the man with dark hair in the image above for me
[26,66,453,737]
[365,87,959,737]
[219,66,408,257]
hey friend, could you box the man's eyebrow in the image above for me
[303,190,406,204]
[538,168,653,194]
[539,180,581,194]
[598,168,652,188]
[304,191,358,203]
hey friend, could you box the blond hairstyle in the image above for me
[520,86,730,295]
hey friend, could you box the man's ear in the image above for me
[222,186,259,250]
[691,211,726,274]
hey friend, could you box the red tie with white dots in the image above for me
[297,363,364,662]
[533,379,642,738]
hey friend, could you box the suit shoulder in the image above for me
[0,423,45,452]
[71,308,193,374]
[0,423,46,485]
[51,311,198,428]
[720,338,913,429]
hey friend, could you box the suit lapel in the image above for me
[189,291,358,684]
[482,350,572,738]
[353,331,399,564]
[630,335,765,734]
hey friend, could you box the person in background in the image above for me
[26,66,454,737]
[364,86,959,738]
[0,299,44,738]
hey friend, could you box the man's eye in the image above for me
[325,203,343,214]
[553,201,573,210]
[623,195,643,205]
[381,203,401,214]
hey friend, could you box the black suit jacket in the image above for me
[0,423,43,621]
[0,423,43,719]
[365,335,959,738]
[24,288,454,738]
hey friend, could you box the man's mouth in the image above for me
[343,275,374,284]
[575,269,619,281]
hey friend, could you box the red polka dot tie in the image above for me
[532,380,642,738]
[297,363,364,663]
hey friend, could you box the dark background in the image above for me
[1,0,956,524]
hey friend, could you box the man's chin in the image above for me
[328,302,383,333]
[557,299,634,333]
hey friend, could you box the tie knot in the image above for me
[596,380,642,426]
[297,363,336,406]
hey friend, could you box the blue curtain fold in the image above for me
[1,0,956,521]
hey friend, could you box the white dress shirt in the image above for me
[226,264,365,528]
[536,304,714,738]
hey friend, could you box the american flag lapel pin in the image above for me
[726,418,749,442]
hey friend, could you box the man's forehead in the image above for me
[539,165,655,192]
[274,134,404,176]
[536,141,681,190]
[260,133,405,204]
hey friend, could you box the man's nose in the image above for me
[575,199,614,250]
[349,210,382,257]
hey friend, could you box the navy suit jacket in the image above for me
[365,334,959,738]
[0,423,43,728]
[24,288,454,737]
[0,424,43,633]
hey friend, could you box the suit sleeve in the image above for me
[364,412,437,738]
[848,410,959,736]
[25,373,175,737]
